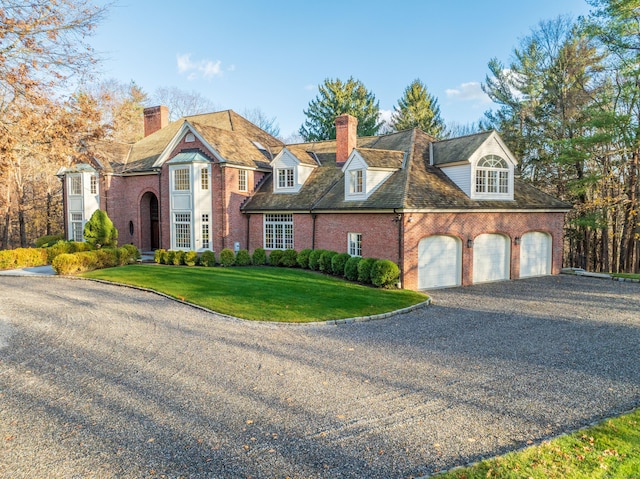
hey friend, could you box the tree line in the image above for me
[1,0,637,274]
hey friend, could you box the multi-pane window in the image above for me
[201,214,210,249]
[475,155,509,194]
[277,168,294,188]
[200,167,209,190]
[174,212,191,249]
[70,213,83,242]
[69,176,82,196]
[90,175,98,195]
[174,168,190,191]
[349,169,364,194]
[348,233,362,257]
[264,214,293,250]
[238,169,247,192]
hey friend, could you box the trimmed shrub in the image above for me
[344,256,362,281]
[331,253,351,276]
[268,249,284,266]
[68,241,93,253]
[235,249,252,266]
[173,250,185,266]
[0,248,48,270]
[252,248,266,265]
[280,249,298,267]
[35,234,64,248]
[154,249,167,264]
[121,244,140,260]
[296,248,312,269]
[166,250,177,265]
[52,253,81,275]
[308,249,326,271]
[184,251,198,266]
[371,259,401,288]
[200,250,216,267]
[357,257,378,284]
[319,251,338,273]
[219,248,236,267]
[83,209,118,248]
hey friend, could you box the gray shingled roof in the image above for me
[431,130,492,165]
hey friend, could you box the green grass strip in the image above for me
[436,408,640,478]
[83,264,427,322]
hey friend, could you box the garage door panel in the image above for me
[520,232,551,278]
[473,234,510,283]
[418,236,461,290]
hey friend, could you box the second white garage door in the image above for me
[473,233,510,283]
[418,235,462,289]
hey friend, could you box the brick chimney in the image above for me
[143,106,169,137]
[335,114,358,166]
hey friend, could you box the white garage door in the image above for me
[520,231,552,278]
[418,235,462,289]
[473,233,510,283]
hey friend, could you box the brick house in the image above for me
[58,107,570,290]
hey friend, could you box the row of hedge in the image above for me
[154,247,400,288]
[0,248,49,270]
[52,244,140,275]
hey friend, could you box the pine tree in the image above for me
[390,79,446,137]
[83,210,118,248]
[299,77,382,141]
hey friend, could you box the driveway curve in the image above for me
[1,275,639,478]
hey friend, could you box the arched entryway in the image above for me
[140,192,159,251]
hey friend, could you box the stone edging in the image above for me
[561,268,640,283]
[71,276,432,326]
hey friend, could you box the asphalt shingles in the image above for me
[0,275,638,478]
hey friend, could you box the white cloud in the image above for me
[445,82,491,103]
[176,53,224,80]
[304,84,316,91]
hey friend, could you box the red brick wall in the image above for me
[402,211,566,290]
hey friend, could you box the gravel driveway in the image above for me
[1,275,639,478]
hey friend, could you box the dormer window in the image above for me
[475,155,509,194]
[277,168,294,188]
[349,169,364,194]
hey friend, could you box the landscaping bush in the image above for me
[357,257,378,284]
[252,247,266,265]
[46,241,89,263]
[371,259,400,288]
[52,253,81,275]
[235,249,252,266]
[184,251,198,266]
[83,209,118,248]
[166,250,177,265]
[331,253,351,276]
[172,250,185,266]
[219,248,236,267]
[268,249,284,266]
[280,249,298,267]
[35,234,64,248]
[296,248,312,269]
[200,250,216,266]
[0,248,48,270]
[308,249,326,271]
[154,249,167,264]
[344,256,362,281]
[121,244,140,260]
[319,251,338,273]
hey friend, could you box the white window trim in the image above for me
[348,232,362,257]
[276,167,295,190]
[238,169,248,192]
[69,175,82,196]
[173,167,191,192]
[264,214,293,250]
[200,166,209,191]
[90,175,98,195]
[173,212,192,250]
[70,212,83,242]
[473,155,513,200]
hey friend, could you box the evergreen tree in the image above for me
[390,79,446,137]
[83,210,118,248]
[299,77,382,141]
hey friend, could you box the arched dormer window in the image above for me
[475,155,509,194]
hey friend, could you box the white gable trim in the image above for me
[152,121,225,168]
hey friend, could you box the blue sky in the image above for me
[91,0,592,138]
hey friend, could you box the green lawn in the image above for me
[612,273,640,280]
[83,264,428,322]
[435,408,640,479]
